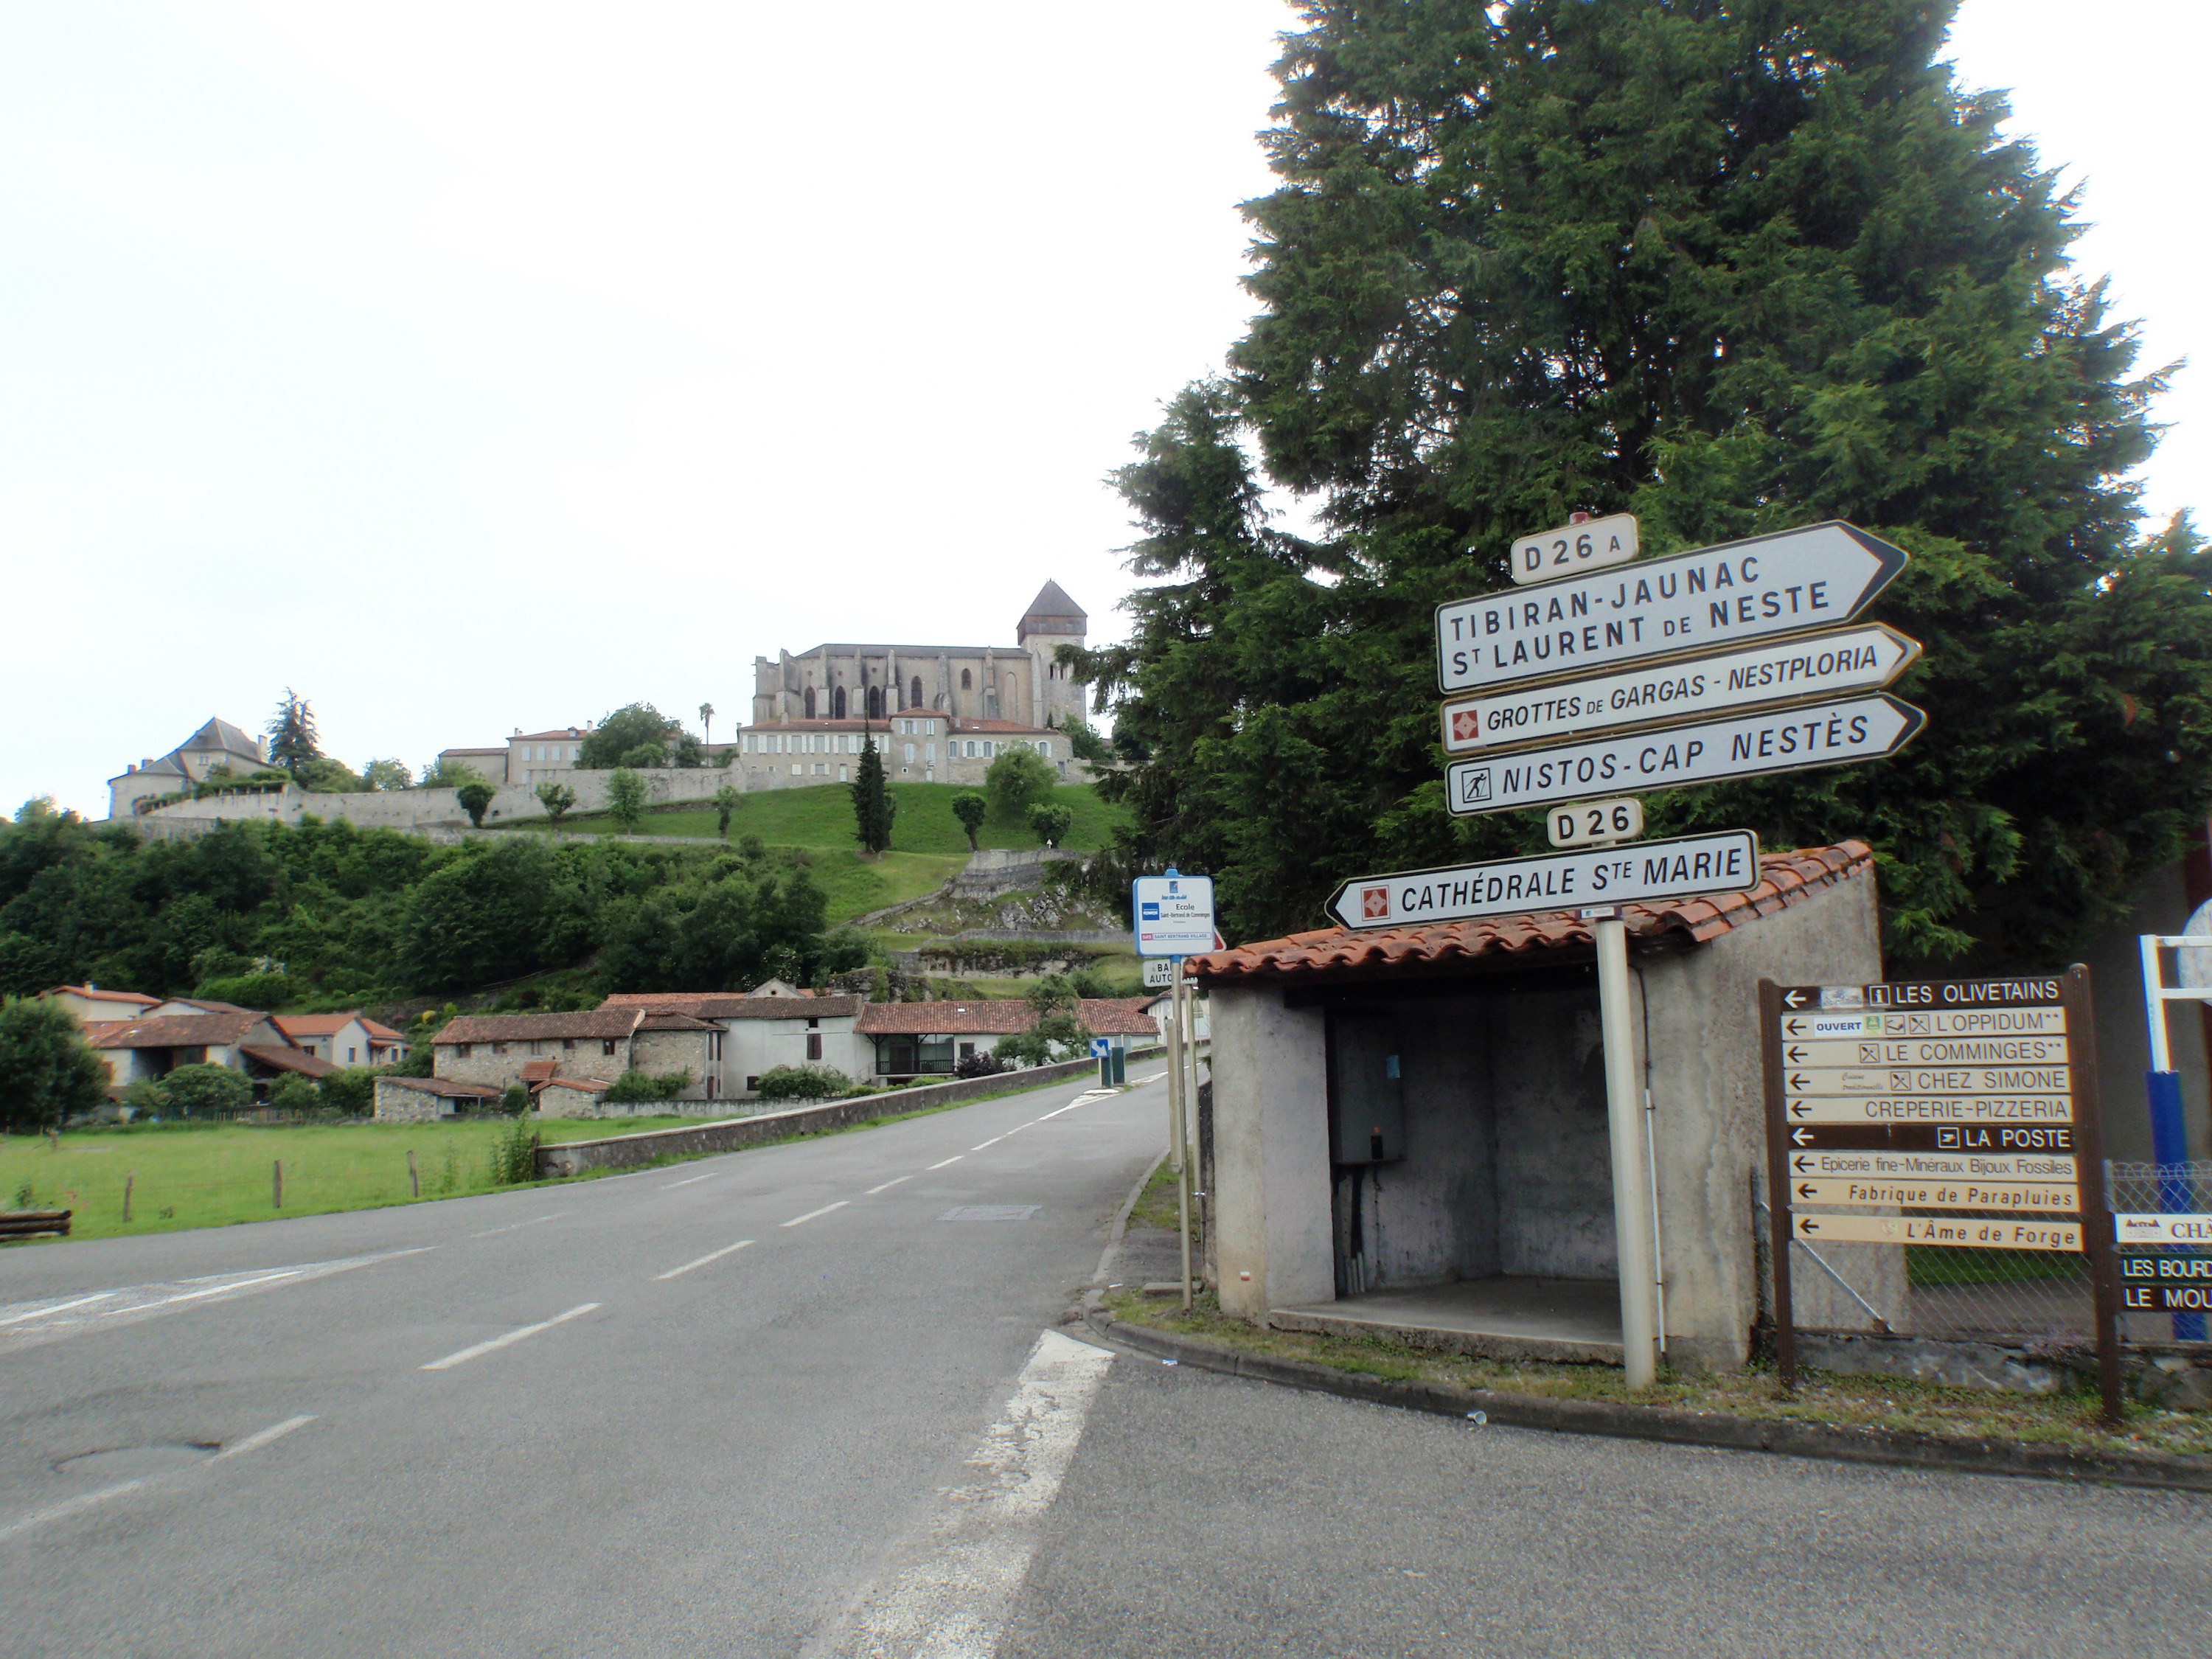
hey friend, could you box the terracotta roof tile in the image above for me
[539,1075,612,1093]
[272,1015,354,1038]
[599,992,867,1020]
[378,1075,503,1099]
[1189,842,1873,987]
[855,998,1158,1037]
[239,1043,338,1079]
[435,1010,641,1044]
[44,986,161,1007]
[518,1060,559,1082]
[87,1012,273,1048]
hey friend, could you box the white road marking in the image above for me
[0,1292,114,1327]
[970,1136,1004,1150]
[928,1157,963,1171]
[866,1176,912,1196]
[780,1200,850,1228]
[654,1239,755,1281]
[215,1415,317,1460]
[421,1302,600,1371]
[100,1267,305,1312]
[469,1214,561,1239]
[0,1481,148,1545]
[811,1329,1113,1658]
[659,1172,716,1190]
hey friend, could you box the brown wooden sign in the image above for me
[1761,967,2123,1423]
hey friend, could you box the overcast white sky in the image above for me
[3,1,2205,818]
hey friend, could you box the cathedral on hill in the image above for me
[748,581,1088,731]
[739,582,1092,789]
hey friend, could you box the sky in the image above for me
[2,1,2205,818]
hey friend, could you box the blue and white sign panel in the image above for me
[1090,1037,1113,1059]
[1132,874,1216,958]
[1324,830,1760,931]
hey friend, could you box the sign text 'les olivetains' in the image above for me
[1436,521,1909,695]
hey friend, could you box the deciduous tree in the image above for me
[455,781,495,829]
[605,768,649,835]
[536,782,578,827]
[0,998,108,1132]
[984,748,1056,822]
[951,791,988,852]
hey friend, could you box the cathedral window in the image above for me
[911,675,923,709]
[833,686,846,719]
[960,668,972,690]
[804,687,816,718]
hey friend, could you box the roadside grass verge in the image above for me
[0,1117,698,1244]
[1103,1290,2212,1461]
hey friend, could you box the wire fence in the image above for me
[1775,1160,2212,1351]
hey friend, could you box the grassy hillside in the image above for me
[518,781,1127,858]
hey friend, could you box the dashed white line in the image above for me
[0,1481,147,1545]
[654,1239,755,1281]
[469,1214,561,1239]
[780,1200,850,1228]
[421,1302,601,1371]
[971,1136,1005,1150]
[660,1172,716,1190]
[928,1156,963,1171]
[215,1415,317,1460]
[101,1267,305,1314]
[865,1176,912,1196]
[0,1292,114,1328]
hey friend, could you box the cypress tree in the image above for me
[851,734,894,855]
[1079,0,2212,964]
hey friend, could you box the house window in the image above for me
[926,744,935,762]
[347,1046,356,1062]
[456,1044,473,1059]
[602,1039,617,1055]
[1037,740,1051,758]
[903,744,915,763]
[959,1041,975,1060]
[706,1075,718,1099]
[746,1074,762,1091]
[807,1032,823,1061]
[529,1040,542,1055]
[708,1032,723,1062]
[562,1037,575,1051]
[492,1042,507,1055]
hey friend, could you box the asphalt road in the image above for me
[6,1065,2211,1658]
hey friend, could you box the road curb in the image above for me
[1085,1310,2212,1494]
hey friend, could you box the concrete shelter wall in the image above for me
[1489,990,1615,1279]
[1641,869,1889,1369]
[1212,984,1333,1320]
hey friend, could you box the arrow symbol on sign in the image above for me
[1797,1183,1817,1199]
[1784,990,1809,1008]
[1790,1102,1811,1119]
[1788,1074,1809,1090]
[1790,1127,1814,1146]
[1787,1046,1807,1062]
[1792,1155,1815,1174]
[1784,1018,1807,1036]
[1796,1217,1820,1236]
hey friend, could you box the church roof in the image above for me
[1023,580,1085,622]
[179,718,265,760]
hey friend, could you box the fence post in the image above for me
[407,1150,419,1199]
[122,1172,133,1224]
[272,1159,282,1209]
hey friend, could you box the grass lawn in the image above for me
[509,781,1127,857]
[805,850,965,925]
[0,1117,703,1245]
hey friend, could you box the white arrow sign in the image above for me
[1440,623,1920,754]
[1323,830,1759,931]
[1444,694,1924,817]
[1436,521,1909,695]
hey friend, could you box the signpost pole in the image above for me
[2061,964,2127,1426]
[1758,981,1797,1392]
[1164,964,1184,1178]
[1594,913,1658,1386]
[1175,961,1194,1310]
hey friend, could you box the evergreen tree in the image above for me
[1078,1,2212,964]
[850,735,894,854]
[267,689,321,772]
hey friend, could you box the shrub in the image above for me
[1028,801,1075,849]
[268,1074,321,1113]
[501,1082,530,1116]
[985,748,1057,821]
[489,1117,540,1184]
[161,1063,254,1117]
[455,781,495,828]
[754,1063,850,1102]
[193,971,291,1010]
[951,790,988,850]
[953,1051,1004,1079]
[605,1067,692,1103]
[323,1066,375,1115]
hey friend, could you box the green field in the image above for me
[805,850,965,925]
[512,781,1127,858]
[0,1118,705,1245]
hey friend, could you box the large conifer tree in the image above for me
[1079,0,2212,964]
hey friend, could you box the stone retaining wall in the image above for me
[533,1053,1133,1178]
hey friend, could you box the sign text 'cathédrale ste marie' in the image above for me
[1323,830,1758,931]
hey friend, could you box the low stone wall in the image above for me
[533,1055,1105,1178]
[127,767,738,837]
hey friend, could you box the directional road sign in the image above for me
[1142,957,1175,990]
[1510,512,1639,586]
[1786,1147,2078,1185]
[1781,1121,2081,1155]
[1131,873,1214,959]
[1437,520,1909,695]
[1773,1033,2071,1068]
[1790,1212,2084,1252]
[1323,830,1759,931]
[1787,1174,2080,1214]
[2114,1213,2212,1246]
[1445,694,1923,816]
[1440,622,1921,754]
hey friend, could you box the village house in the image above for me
[271,1014,406,1068]
[372,1074,503,1122]
[600,984,871,1098]
[853,998,1158,1082]
[40,985,161,1025]
[80,1009,332,1091]
[422,1006,722,1107]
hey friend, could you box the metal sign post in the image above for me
[1593,908,1658,1386]
[2132,932,2211,1339]
[1134,872,1213,1314]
